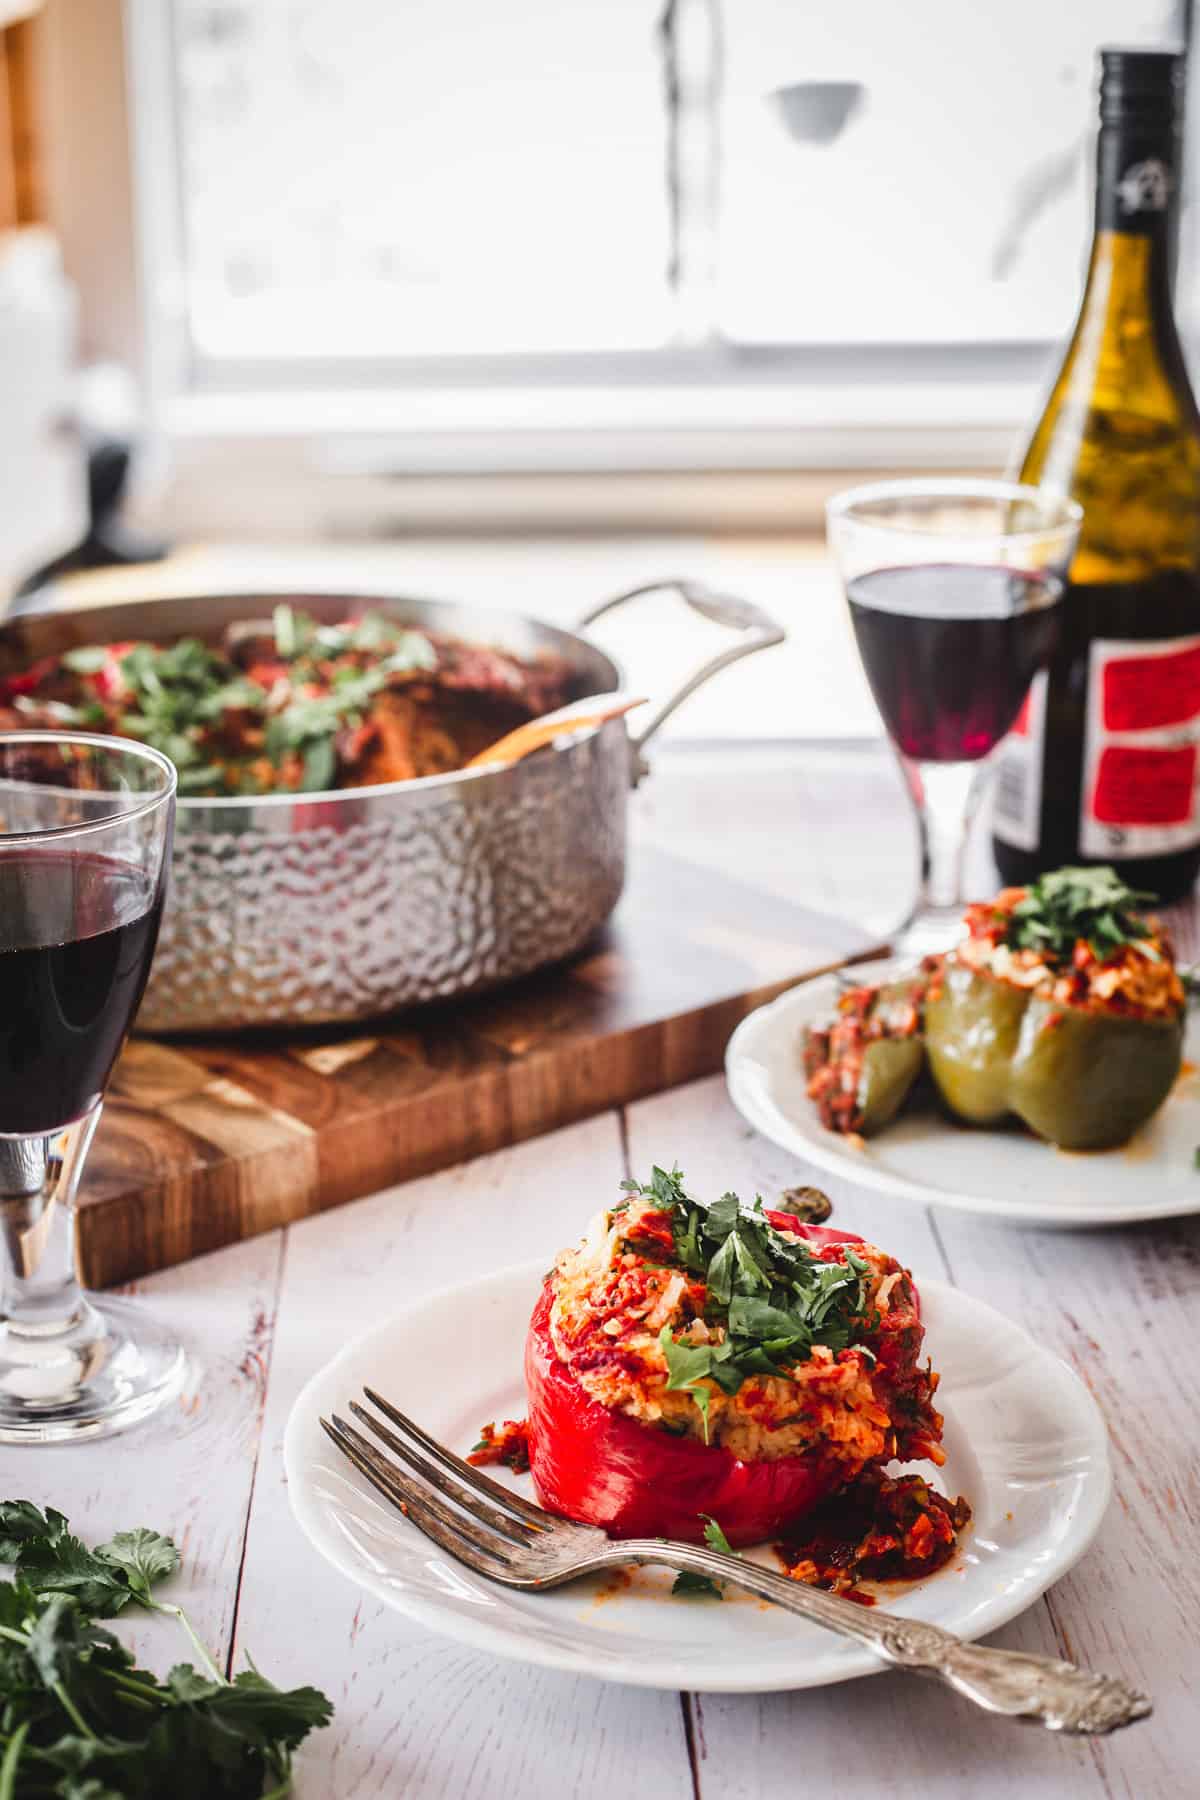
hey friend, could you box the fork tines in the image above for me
[319,1387,557,1586]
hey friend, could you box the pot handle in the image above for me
[576,579,785,759]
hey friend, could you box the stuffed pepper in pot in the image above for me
[925,867,1185,1150]
[524,1167,945,1546]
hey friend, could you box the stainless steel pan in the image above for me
[0,580,784,1031]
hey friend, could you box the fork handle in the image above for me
[614,1542,1149,1734]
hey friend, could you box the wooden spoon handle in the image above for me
[465,693,646,770]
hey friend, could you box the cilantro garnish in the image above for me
[657,1327,719,1439]
[671,1516,736,1598]
[623,1166,875,1420]
[671,1569,723,1598]
[700,1514,735,1555]
[272,603,435,672]
[51,608,439,798]
[61,646,111,675]
[1003,866,1158,965]
[112,638,268,790]
[272,601,312,660]
[0,1499,332,1794]
[261,614,437,790]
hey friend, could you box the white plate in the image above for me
[284,1259,1109,1693]
[726,973,1200,1228]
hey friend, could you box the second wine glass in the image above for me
[827,479,1082,953]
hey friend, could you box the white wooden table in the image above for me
[6,746,1197,1799]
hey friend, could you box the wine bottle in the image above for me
[992,47,1200,901]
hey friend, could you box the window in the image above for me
[718,2,1183,347]
[169,0,671,360]
[127,0,1194,466]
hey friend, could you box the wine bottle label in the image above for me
[992,673,1048,850]
[1079,635,1200,857]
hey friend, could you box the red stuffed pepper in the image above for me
[524,1169,945,1547]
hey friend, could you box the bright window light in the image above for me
[166,0,1176,369]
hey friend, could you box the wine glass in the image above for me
[0,731,180,1441]
[826,479,1082,954]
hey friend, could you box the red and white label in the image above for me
[1080,635,1200,857]
[992,670,1047,851]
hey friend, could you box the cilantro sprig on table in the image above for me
[0,1500,331,1798]
[1001,866,1158,965]
[619,1166,875,1440]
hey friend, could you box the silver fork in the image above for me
[320,1390,1150,1735]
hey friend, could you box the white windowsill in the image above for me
[162,375,1040,475]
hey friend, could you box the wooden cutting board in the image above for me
[80,847,873,1287]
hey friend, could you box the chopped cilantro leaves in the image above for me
[700,1515,735,1556]
[109,637,269,783]
[671,1569,723,1598]
[670,1516,735,1597]
[633,1165,874,1418]
[1004,866,1157,965]
[658,1326,719,1439]
[38,607,441,799]
[61,645,111,674]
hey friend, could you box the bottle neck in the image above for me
[1091,121,1177,293]
[1017,84,1200,590]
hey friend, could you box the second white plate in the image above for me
[725,973,1200,1227]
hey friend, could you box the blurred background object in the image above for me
[0,2,83,597]
[0,224,81,598]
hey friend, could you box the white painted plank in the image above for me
[687,1663,1108,1800]
[924,1210,1200,1800]
[0,1229,284,1679]
[233,1114,694,1800]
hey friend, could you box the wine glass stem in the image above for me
[0,1110,98,1336]
[898,757,980,948]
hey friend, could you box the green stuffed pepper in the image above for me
[924,868,1186,1151]
[804,971,928,1137]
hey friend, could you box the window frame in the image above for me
[115,0,1198,495]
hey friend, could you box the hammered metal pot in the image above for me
[0,581,783,1031]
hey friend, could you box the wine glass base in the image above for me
[0,1294,186,1444]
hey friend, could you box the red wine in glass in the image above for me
[846,563,1061,762]
[0,730,178,1444]
[0,851,164,1138]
